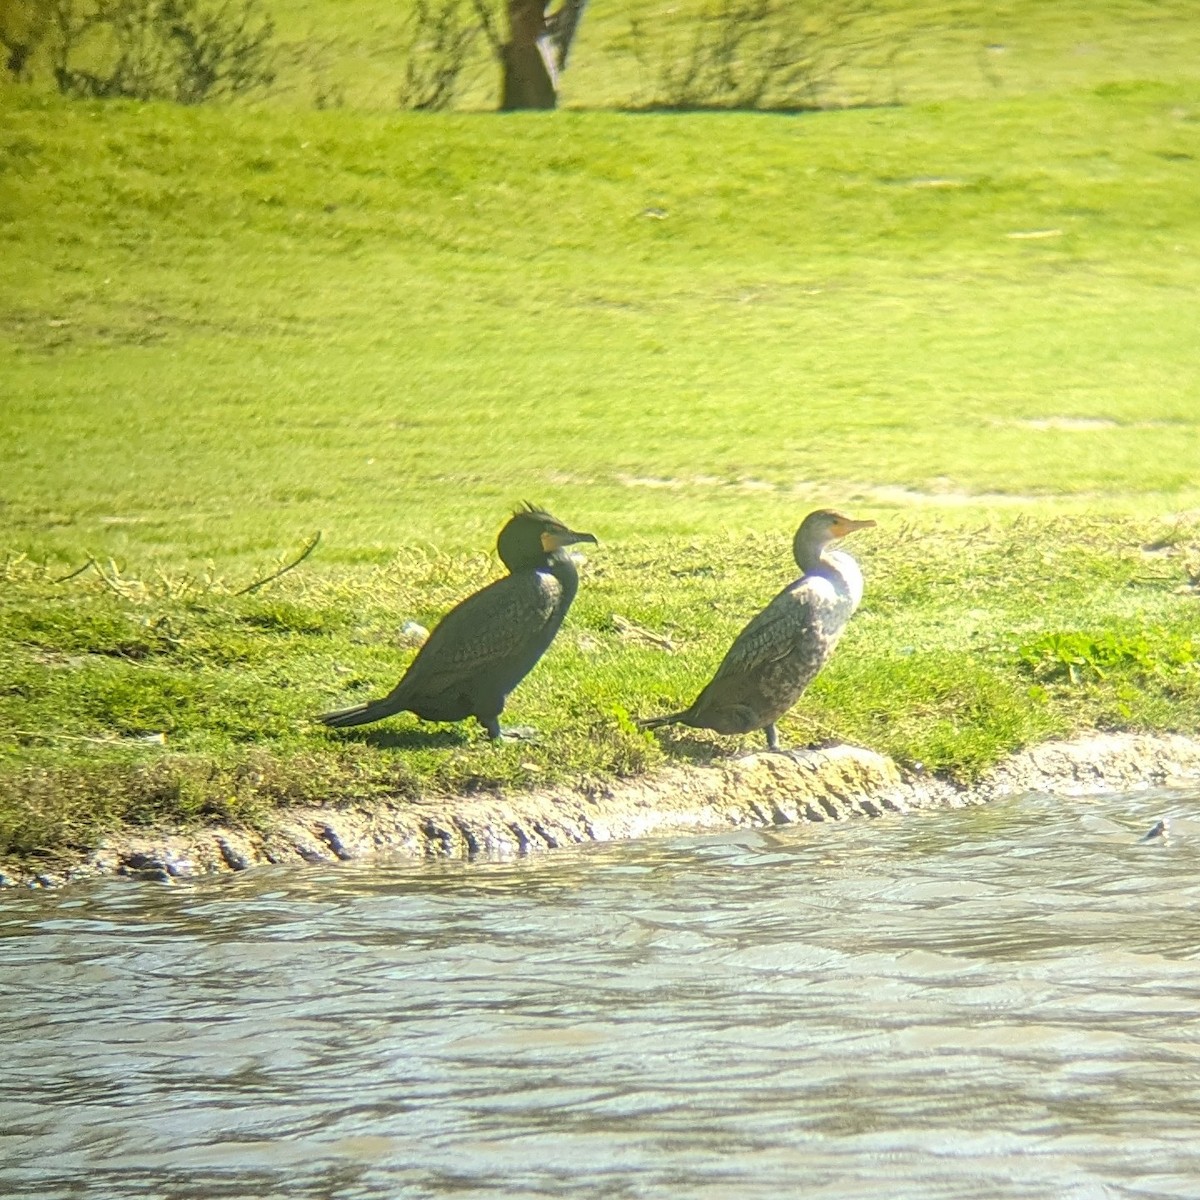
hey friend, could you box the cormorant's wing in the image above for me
[390,570,563,696]
[708,578,831,683]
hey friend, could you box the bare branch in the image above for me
[235,531,322,597]
[52,557,98,584]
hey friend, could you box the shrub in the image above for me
[10,0,276,103]
[630,0,890,111]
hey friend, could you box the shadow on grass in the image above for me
[649,728,862,762]
[646,731,728,764]
[324,723,471,751]
[599,101,904,116]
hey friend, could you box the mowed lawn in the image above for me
[2,65,1200,862]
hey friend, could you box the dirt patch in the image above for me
[1016,417,1118,431]
[6,734,1200,888]
[612,475,1054,506]
[857,484,1046,506]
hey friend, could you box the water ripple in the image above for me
[3,787,1200,1198]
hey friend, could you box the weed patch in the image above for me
[1018,628,1199,686]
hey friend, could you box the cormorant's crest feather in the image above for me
[514,500,553,521]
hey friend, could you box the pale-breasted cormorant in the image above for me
[638,509,875,751]
[319,506,596,738]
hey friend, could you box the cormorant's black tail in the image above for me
[318,696,406,728]
[636,710,690,732]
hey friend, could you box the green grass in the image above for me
[4,514,1200,865]
[3,8,1200,866]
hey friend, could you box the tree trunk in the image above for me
[501,0,555,110]
[499,0,588,110]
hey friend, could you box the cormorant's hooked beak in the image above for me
[541,528,598,553]
[831,516,876,539]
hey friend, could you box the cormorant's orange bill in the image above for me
[830,515,877,537]
[541,528,599,553]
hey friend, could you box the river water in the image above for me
[3,786,1200,1200]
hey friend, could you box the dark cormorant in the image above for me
[319,506,596,738]
[638,509,875,751]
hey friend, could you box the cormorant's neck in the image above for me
[544,549,581,603]
[545,548,580,577]
[794,536,834,576]
[801,546,864,611]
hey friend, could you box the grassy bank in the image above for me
[3,67,1200,867]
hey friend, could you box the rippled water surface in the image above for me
[4,787,1200,1199]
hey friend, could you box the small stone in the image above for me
[216,836,251,871]
[423,820,455,855]
[398,621,429,646]
[1139,819,1169,843]
[318,825,355,861]
[119,851,175,882]
[124,851,163,871]
[500,725,538,742]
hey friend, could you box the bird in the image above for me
[638,509,875,752]
[319,505,597,739]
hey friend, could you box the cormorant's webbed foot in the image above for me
[499,724,539,743]
[478,716,539,743]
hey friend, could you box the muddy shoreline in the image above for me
[5,733,1200,887]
